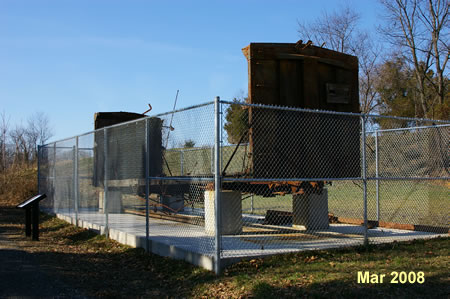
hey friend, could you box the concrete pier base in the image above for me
[99,191,123,213]
[293,189,329,230]
[204,190,242,235]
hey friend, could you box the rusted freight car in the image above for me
[93,112,163,187]
[241,41,361,179]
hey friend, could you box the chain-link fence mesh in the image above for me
[38,99,449,273]
[365,121,449,243]
[220,102,365,258]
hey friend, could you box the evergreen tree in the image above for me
[223,98,249,144]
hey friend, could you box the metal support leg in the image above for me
[32,203,39,241]
[25,207,31,237]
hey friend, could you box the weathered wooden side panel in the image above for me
[243,43,359,112]
[243,42,360,179]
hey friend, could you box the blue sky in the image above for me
[0,0,382,141]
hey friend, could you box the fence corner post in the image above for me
[103,127,109,237]
[37,145,41,194]
[214,96,222,275]
[74,137,79,227]
[145,118,150,252]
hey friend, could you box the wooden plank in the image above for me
[242,42,361,179]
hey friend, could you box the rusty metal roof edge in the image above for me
[245,42,359,59]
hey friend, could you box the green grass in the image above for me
[240,180,449,227]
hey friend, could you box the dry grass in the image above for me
[1,165,449,297]
[0,164,37,207]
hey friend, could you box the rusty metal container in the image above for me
[242,42,360,179]
[93,112,163,188]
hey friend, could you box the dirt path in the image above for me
[0,207,87,298]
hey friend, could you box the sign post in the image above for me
[16,194,47,241]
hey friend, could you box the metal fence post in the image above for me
[37,145,41,194]
[103,128,109,237]
[74,137,79,226]
[214,96,222,275]
[145,118,150,252]
[53,143,56,213]
[361,115,368,245]
[375,130,380,224]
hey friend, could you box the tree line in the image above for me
[226,1,448,143]
[298,0,448,120]
[0,111,53,172]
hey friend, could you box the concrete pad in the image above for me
[55,210,448,271]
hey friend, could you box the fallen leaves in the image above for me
[304,255,318,263]
[2,206,449,298]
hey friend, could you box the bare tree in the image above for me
[298,6,360,53]
[28,112,53,146]
[379,0,449,119]
[26,112,54,161]
[0,111,53,169]
[354,32,383,114]
[0,111,10,171]
[10,124,29,165]
[297,6,382,113]
[421,0,449,107]
[26,122,39,162]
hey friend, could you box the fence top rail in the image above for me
[366,114,450,124]
[219,99,450,124]
[153,101,214,118]
[367,123,450,134]
[42,98,450,147]
[166,143,249,152]
[219,99,362,117]
[42,101,215,147]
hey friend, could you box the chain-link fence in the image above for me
[38,98,450,274]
